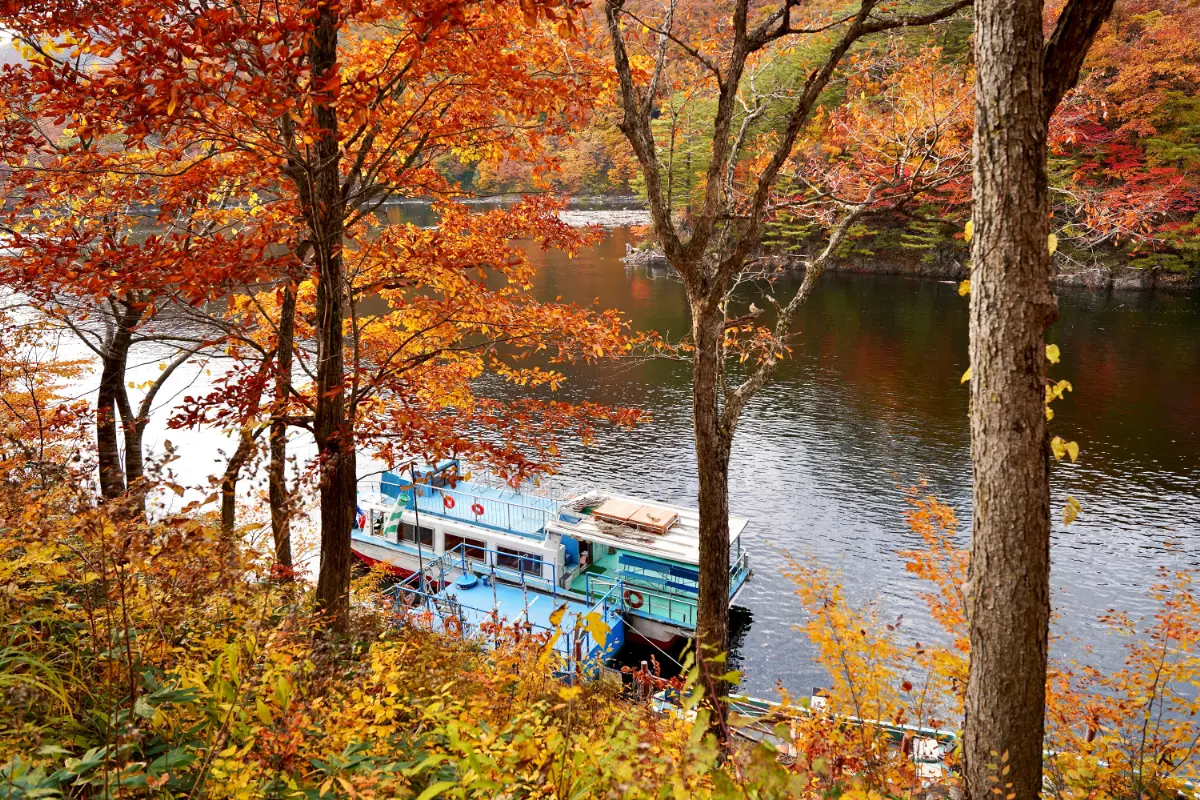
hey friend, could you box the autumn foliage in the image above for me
[786,492,1200,799]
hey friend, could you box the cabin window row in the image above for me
[442,534,541,575]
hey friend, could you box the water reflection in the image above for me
[498,225,1199,697]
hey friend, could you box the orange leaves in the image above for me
[779,46,973,221]
[308,195,645,482]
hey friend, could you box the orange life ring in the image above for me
[443,494,455,509]
[471,502,485,516]
[624,589,645,609]
[444,615,463,637]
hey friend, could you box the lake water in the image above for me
[63,205,1197,698]
[498,221,1200,697]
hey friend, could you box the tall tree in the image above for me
[1,0,607,626]
[603,0,971,730]
[963,0,1114,796]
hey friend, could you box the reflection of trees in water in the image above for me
[725,605,754,685]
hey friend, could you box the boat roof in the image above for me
[547,490,748,566]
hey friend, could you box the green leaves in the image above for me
[415,780,456,800]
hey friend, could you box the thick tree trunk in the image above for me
[308,0,355,631]
[269,281,297,569]
[964,1,1054,796]
[690,296,732,734]
[96,304,140,501]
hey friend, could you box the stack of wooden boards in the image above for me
[590,498,679,535]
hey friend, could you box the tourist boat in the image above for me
[351,459,751,649]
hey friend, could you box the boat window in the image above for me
[444,534,486,562]
[497,547,542,575]
[399,522,434,547]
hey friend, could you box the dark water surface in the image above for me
[503,225,1200,697]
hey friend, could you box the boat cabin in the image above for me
[351,460,751,647]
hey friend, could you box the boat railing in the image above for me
[401,482,558,539]
[395,542,559,599]
[583,554,750,628]
[575,579,625,661]
[730,550,750,587]
[390,543,623,675]
[584,573,697,627]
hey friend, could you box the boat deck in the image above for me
[445,580,582,633]
[406,575,624,668]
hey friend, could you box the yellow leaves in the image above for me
[1046,343,1061,364]
[963,219,974,243]
[1063,495,1082,526]
[254,697,273,726]
[958,279,971,296]
[1051,436,1080,463]
[581,610,610,649]
[961,366,972,384]
[1046,378,1073,403]
[1048,232,1058,255]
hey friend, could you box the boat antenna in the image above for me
[410,462,425,583]
[491,563,498,610]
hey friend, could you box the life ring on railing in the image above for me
[471,502,485,516]
[624,589,645,609]
[443,494,455,509]
[444,615,463,637]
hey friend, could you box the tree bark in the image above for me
[690,296,732,726]
[96,303,141,501]
[220,426,260,536]
[269,280,297,569]
[308,0,355,631]
[964,1,1114,796]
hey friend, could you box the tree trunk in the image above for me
[96,304,140,501]
[269,280,297,569]
[118,387,146,506]
[308,0,355,631]
[964,1,1054,796]
[220,426,259,536]
[690,295,732,734]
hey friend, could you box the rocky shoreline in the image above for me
[622,245,1200,292]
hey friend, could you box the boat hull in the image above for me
[351,537,425,578]
[624,615,688,650]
